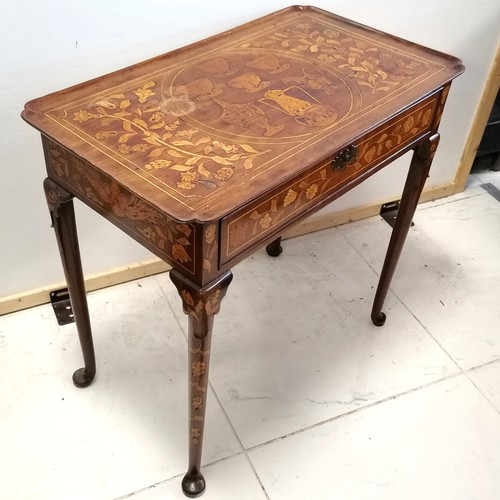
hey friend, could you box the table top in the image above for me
[22,6,463,223]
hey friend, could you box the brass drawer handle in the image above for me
[331,144,358,170]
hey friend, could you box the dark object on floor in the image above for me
[481,183,500,202]
[472,90,500,172]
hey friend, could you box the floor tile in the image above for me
[249,375,500,500]
[157,230,458,449]
[0,277,241,500]
[122,454,267,500]
[339,192,500,369]
[466,173,483,188]
[423,185,484,209]
[467,360,500,412]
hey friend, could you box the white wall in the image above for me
[1,0,499,298]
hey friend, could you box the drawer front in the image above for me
[220,94,438,266]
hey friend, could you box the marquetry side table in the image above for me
[22,6,463,497]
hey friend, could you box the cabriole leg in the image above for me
[170,270,233,498]
[43,177,96,387]
[371,133,440,326]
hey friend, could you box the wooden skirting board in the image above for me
[0,182,456,316]
[0,259,169,316]
[284,182,456,239]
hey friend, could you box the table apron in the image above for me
[219,93,439,268]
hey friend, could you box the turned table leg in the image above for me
[43,178,96,387]
[170,270,233,498]
[371,133,440,326]
[266,236,283,257]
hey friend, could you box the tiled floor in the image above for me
[1,172,500,500]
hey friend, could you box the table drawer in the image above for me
[220,93,438,267]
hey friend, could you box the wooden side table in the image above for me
[22,6,463,497]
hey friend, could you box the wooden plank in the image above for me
[0,258,169,316]
[454,43,500,192]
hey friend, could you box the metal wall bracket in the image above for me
[380,200,415,228]
[50,288,75,325]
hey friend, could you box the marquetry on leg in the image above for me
[371,133,440,326]
[170,269,233,498]
[266,236,283,257]
[43,178,96,387]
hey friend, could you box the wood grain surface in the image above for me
[22,6,463,223]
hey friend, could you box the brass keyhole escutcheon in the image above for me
[331,144,358,170]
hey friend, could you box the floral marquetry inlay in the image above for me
[240,21,427,95]
[39,6,448,222]
[68,87,270,194]
[202,223,218,277]
[223,96,438,263]
[45,139,196,274]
